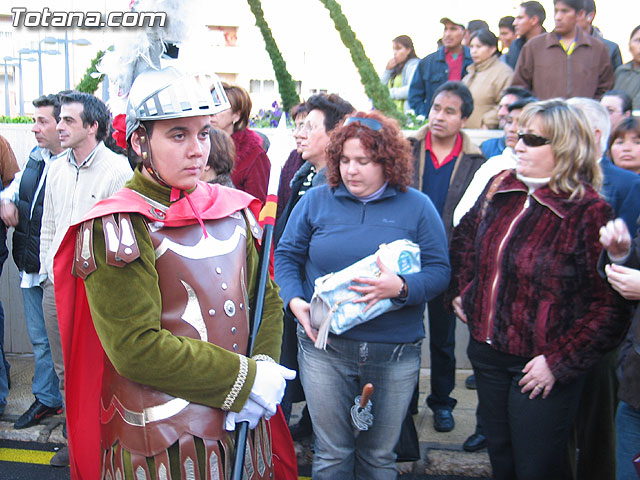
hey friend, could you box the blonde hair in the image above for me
[518,99,602,199]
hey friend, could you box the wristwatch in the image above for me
[397,276,408,299]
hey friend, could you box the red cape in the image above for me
[54,181,295,479]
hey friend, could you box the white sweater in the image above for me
[453,147,517,227]
[40,141,132,282]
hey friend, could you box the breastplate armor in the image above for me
[100,212,252,457]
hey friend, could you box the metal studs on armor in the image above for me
[208,309,215,317]
[231,327,237,334]
[224,300,236,317]
[221,282,228,290]
[239,303,244,310]
[233,343,238,351]
[83,261,89,268]
[215,267,222,274]
[124,247,133,255]
[149,208,166,220]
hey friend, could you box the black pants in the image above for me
[567,349,618,480]
[425,293,457,411]
[468,339,584,480]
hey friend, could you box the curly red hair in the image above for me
[326,111,414,191]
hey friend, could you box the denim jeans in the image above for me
[297,325,421,480]
[616,400,640,480]
[0,301,9,413]
[22,286,62,407]
[42,278,64,393]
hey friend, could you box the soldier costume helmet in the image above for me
[124,67,231,186]
[125,67,230,140]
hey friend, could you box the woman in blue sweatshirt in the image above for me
[274,111,450,479]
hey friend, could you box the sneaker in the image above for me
[50,446,70,467]
[433,409,454,432]
[14,399,63,429]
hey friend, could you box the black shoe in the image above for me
[50,446,70,467]
[463,433,487,452]
[433,409,454,432]
[465,374,477,390]
[14,399,63,429]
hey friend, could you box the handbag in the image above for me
[309,239,421,349]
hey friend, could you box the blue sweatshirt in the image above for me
[274,183,450,344]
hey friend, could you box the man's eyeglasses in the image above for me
[517,132,551,147]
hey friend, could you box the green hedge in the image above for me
[76,50,105,94]
[247,0,300,112]
[0,116,33,123]
[319,0,405,124]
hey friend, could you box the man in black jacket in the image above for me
[409,82,486,435]
[0,94,65,432]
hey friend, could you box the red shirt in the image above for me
[445,49,464,81]
[425,130,463,169]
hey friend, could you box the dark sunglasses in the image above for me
[343,116,383,131]
[518,132,551,147]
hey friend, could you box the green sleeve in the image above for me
[83,215,283,412]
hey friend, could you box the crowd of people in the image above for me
[0,0,639,479]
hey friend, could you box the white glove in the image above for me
[225,397,269,431]
[224,361,296,431]
[249,362,296,416]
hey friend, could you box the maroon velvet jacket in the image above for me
[447,171,630,382]
[230,128,270,204]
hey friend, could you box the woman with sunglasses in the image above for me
[446,99,630,480]
[274,111,450,479]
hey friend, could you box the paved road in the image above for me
[1,440,69,479]
[1,439,491,480]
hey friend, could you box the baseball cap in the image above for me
[440,17,467,29]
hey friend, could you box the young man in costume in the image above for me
[54,67,294,479]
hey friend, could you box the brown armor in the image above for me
[91,210,272,480]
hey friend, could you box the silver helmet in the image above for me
[125,66,230,140]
